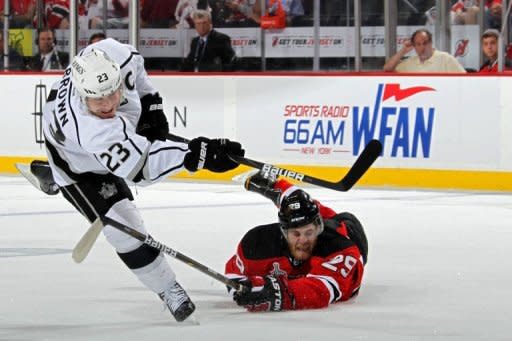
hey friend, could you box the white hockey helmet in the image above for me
[71,49,122,99]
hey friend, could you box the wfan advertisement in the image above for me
[236,76,503,171]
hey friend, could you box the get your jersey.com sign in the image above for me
[48,25,481,69]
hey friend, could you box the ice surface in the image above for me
[1,176,511,341]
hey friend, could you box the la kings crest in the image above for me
[99,182,118,199]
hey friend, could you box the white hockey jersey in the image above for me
[43,38,189,187]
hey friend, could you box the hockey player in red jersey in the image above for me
[225,171,368,311]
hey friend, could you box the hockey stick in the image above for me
[72,216,243,291]
[71,218,104,263]
[169,133,382,192]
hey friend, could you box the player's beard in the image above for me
[289,239,317,261]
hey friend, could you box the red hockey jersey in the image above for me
[225,180,365,310]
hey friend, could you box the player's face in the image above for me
[482,36,498,60]
[285,223,321,261]
[86,89,122,119]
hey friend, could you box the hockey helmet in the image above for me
[71,49,122,100]
[278,190,323,232]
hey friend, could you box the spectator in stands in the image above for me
[259,0,304,26]
[88,32,106,45]
[220,0,304,27]
[383,28,466,73]
[451,0,479,25]
[485,0,502,30]
[141,0,179,28]
[478,28,509,72]
[0,29,26,70]
[41,0,71,29]
[0,0,36,28]
[89,0,129,29]
[211,0,259,27]
[175,0,210,28]
[180,9,236,72]
[400,0,436,25]
[27,28,69,71]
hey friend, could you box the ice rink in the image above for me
[1,175,511,341]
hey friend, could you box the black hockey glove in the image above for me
[184,136,245,173]
[226,276,249,296]
[233,275,295,312]
[136,93,169,142]
[244,170,281,205]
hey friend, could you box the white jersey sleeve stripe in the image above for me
[141,140,188,183]
[152,163,184,181]
[127,146,150,181]
[148,146,188,155]
[128,138,143,155]
[118,117,143,155]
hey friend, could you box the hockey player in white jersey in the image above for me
[36,38,245,322]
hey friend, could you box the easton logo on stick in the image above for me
[262,164,304,181]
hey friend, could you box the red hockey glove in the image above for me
[233,275,295,312]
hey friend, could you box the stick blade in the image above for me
[15,163,42,191]
[333,139,382,191]
[72,218,104,263]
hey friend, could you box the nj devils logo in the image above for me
[454,39,469,57]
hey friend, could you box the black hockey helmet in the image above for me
[278,190,323,231]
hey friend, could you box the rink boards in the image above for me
[0,73,511,191]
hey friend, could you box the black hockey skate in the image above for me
[30,160,60,195]
[16,160,59,195]
[158,281,196,322]
[244,170,281,205]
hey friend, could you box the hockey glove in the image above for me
[184,137,245,173]
[136,93,169,142]
[244,171,281,205]
[233,275,295,312]
[226,276,249,296]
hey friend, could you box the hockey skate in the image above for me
[244,170,281,205]
[15,160,59,195]
[158,281,196,322]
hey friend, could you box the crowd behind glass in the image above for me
[1,0,510,72]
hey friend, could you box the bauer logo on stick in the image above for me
[262,164,305,181]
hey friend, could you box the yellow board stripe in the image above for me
[2,156,511,192]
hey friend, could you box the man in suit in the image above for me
[180,9,236,72]
[28,28,69,71]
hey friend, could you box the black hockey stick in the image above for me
[73,215,243,291]
[168,133,382,192]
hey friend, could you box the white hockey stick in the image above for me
[71,218,104,263]
[15,163,42,191]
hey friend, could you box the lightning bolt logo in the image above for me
[382,83,435,102]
